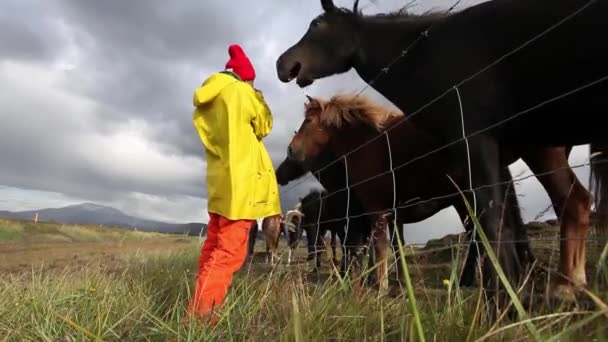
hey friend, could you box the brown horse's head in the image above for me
[288,95,331,162]
[287,93,402,163]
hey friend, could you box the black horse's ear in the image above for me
[353,0,360,13]
[321,0,336,12]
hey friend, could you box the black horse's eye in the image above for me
[310,19,321,28]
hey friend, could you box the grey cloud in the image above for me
[0,1,66,62]
[2,0,590,240]
[46,0,320,164]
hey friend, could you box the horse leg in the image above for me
[337,226,347,275]
[455,199,479,288]
[589,144,608,248]
[372,213,389,293]
[341,227,367,291]
[501,166,534,270]
[387,212,409,287]
[273,218,281,265]
[265,241,271,264]
[247,221,257,259]
[262,218,271,264]
[263,215,281,266]
[457,164,532,288]
[313,229,324,272]
[331,230,340,266]
[522,148,591,301]
[467,137,522,316]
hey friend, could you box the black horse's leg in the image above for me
[458,164,532,288]
[314,229,324,272]
[466,136,522,317]
[339,221,369,287]
[499,165,534,270]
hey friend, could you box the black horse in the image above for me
[276,0,608,309]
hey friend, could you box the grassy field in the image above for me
[1,219,608,341]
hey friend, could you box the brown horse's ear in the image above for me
[321,0,336,12]
[305,95,321,109]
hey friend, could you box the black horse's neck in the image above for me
[353,13,443,83]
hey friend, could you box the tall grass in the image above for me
[2,238,608,341]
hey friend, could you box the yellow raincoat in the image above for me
[192,71,282,220]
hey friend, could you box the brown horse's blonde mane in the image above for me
[314,93,403,131]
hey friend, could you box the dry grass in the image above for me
[1,219,608,340]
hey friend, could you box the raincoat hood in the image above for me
[192,71,242,107]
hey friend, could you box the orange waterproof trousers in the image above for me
[186,213,253,320]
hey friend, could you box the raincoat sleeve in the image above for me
[250,89,273,140]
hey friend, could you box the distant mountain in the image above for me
[0,203,206,236]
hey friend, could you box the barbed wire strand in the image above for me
[296,158,608,230]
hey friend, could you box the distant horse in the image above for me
[282,203,305,265]
[276,150,372,282]
[288,93,595,301]
[262,214,282,265]
[277,0,608,305]
[298,189,343,270]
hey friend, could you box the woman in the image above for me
[187,44,281,323]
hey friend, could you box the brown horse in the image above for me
[287,93,594,301]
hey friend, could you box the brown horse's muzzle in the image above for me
[287,144,306,162]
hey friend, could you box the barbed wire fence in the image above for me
[272,0,607,276]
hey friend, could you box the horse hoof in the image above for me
[550,283,577,303]
[309,268,320,275]
[459,276,476,289]
[378,281,389,295]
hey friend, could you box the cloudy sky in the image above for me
[0,0,592,243]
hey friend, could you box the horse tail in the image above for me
[589,143,608,244]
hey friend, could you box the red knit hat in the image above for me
[225,44,256,81]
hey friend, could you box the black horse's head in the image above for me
[275,155,309,186]
[276,0,360,87]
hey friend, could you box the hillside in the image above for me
[0,203,206,236]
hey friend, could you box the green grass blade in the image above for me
[394,220,426,342]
